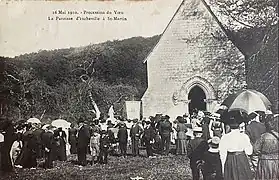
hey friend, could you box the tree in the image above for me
[209,0,278,112]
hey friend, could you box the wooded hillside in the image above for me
[0,36,160,122]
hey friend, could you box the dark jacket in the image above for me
[130,124,143,139]
[245,121,266,144]
[77,125,91,148]
[202,123,210,141]
[143,126,156,141]
[68,128,77,144]
[41,131,56,150]
[117,126,128,143]
[0,124,17,172]
[187,137,209,168]
[100,134,110,150]
[202,151,224,180]
[158,120,172,136]
[53,129,67,161]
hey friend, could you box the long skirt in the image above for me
[176,139,187,155]
[224,151,253,180]
[256,154,279,180]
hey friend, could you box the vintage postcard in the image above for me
[0,0,278,179]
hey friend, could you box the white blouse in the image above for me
[219,129,253,173]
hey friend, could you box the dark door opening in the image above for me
[188,85,206,115]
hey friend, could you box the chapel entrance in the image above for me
[188,85,206,115]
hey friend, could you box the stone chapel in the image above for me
[141,0,247,119]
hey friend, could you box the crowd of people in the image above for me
[0,109,278,180]
[186,110,279,180]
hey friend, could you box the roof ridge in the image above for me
[142,0,184,63]
[142,0,245,64]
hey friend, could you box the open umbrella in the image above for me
[51,119,71,129]
[222,89,271,115]
[249,90,272,107]
[27,118,41,124]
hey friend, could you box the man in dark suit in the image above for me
[33,125,45,159]
[158,115,172,155]
[77,119,91,166]
[41,126,57,169]
[117,121,128,157]
[130,119,143,156]
[99,130,110,164]
[143,119,156,158]
[68,124,78,154]
[245,112,266,172]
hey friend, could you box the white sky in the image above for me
[0,0,182,57]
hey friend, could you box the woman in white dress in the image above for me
[219,111,253,180]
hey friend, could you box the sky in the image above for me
[0,0,182,57]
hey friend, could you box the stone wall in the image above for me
[142,0,246,118]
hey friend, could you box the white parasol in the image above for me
[51,119,71,129]
[27,118,41,124]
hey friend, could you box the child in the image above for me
[202,136,223,180]
[99,130,110,164]
[89,131,100,165]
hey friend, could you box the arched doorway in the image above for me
[188,85,206,115]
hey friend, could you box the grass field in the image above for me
[1,149,193,180]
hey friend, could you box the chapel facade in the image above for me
[141,0,247,119]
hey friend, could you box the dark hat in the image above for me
[164,115,170,119]
[249,111,260,119]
